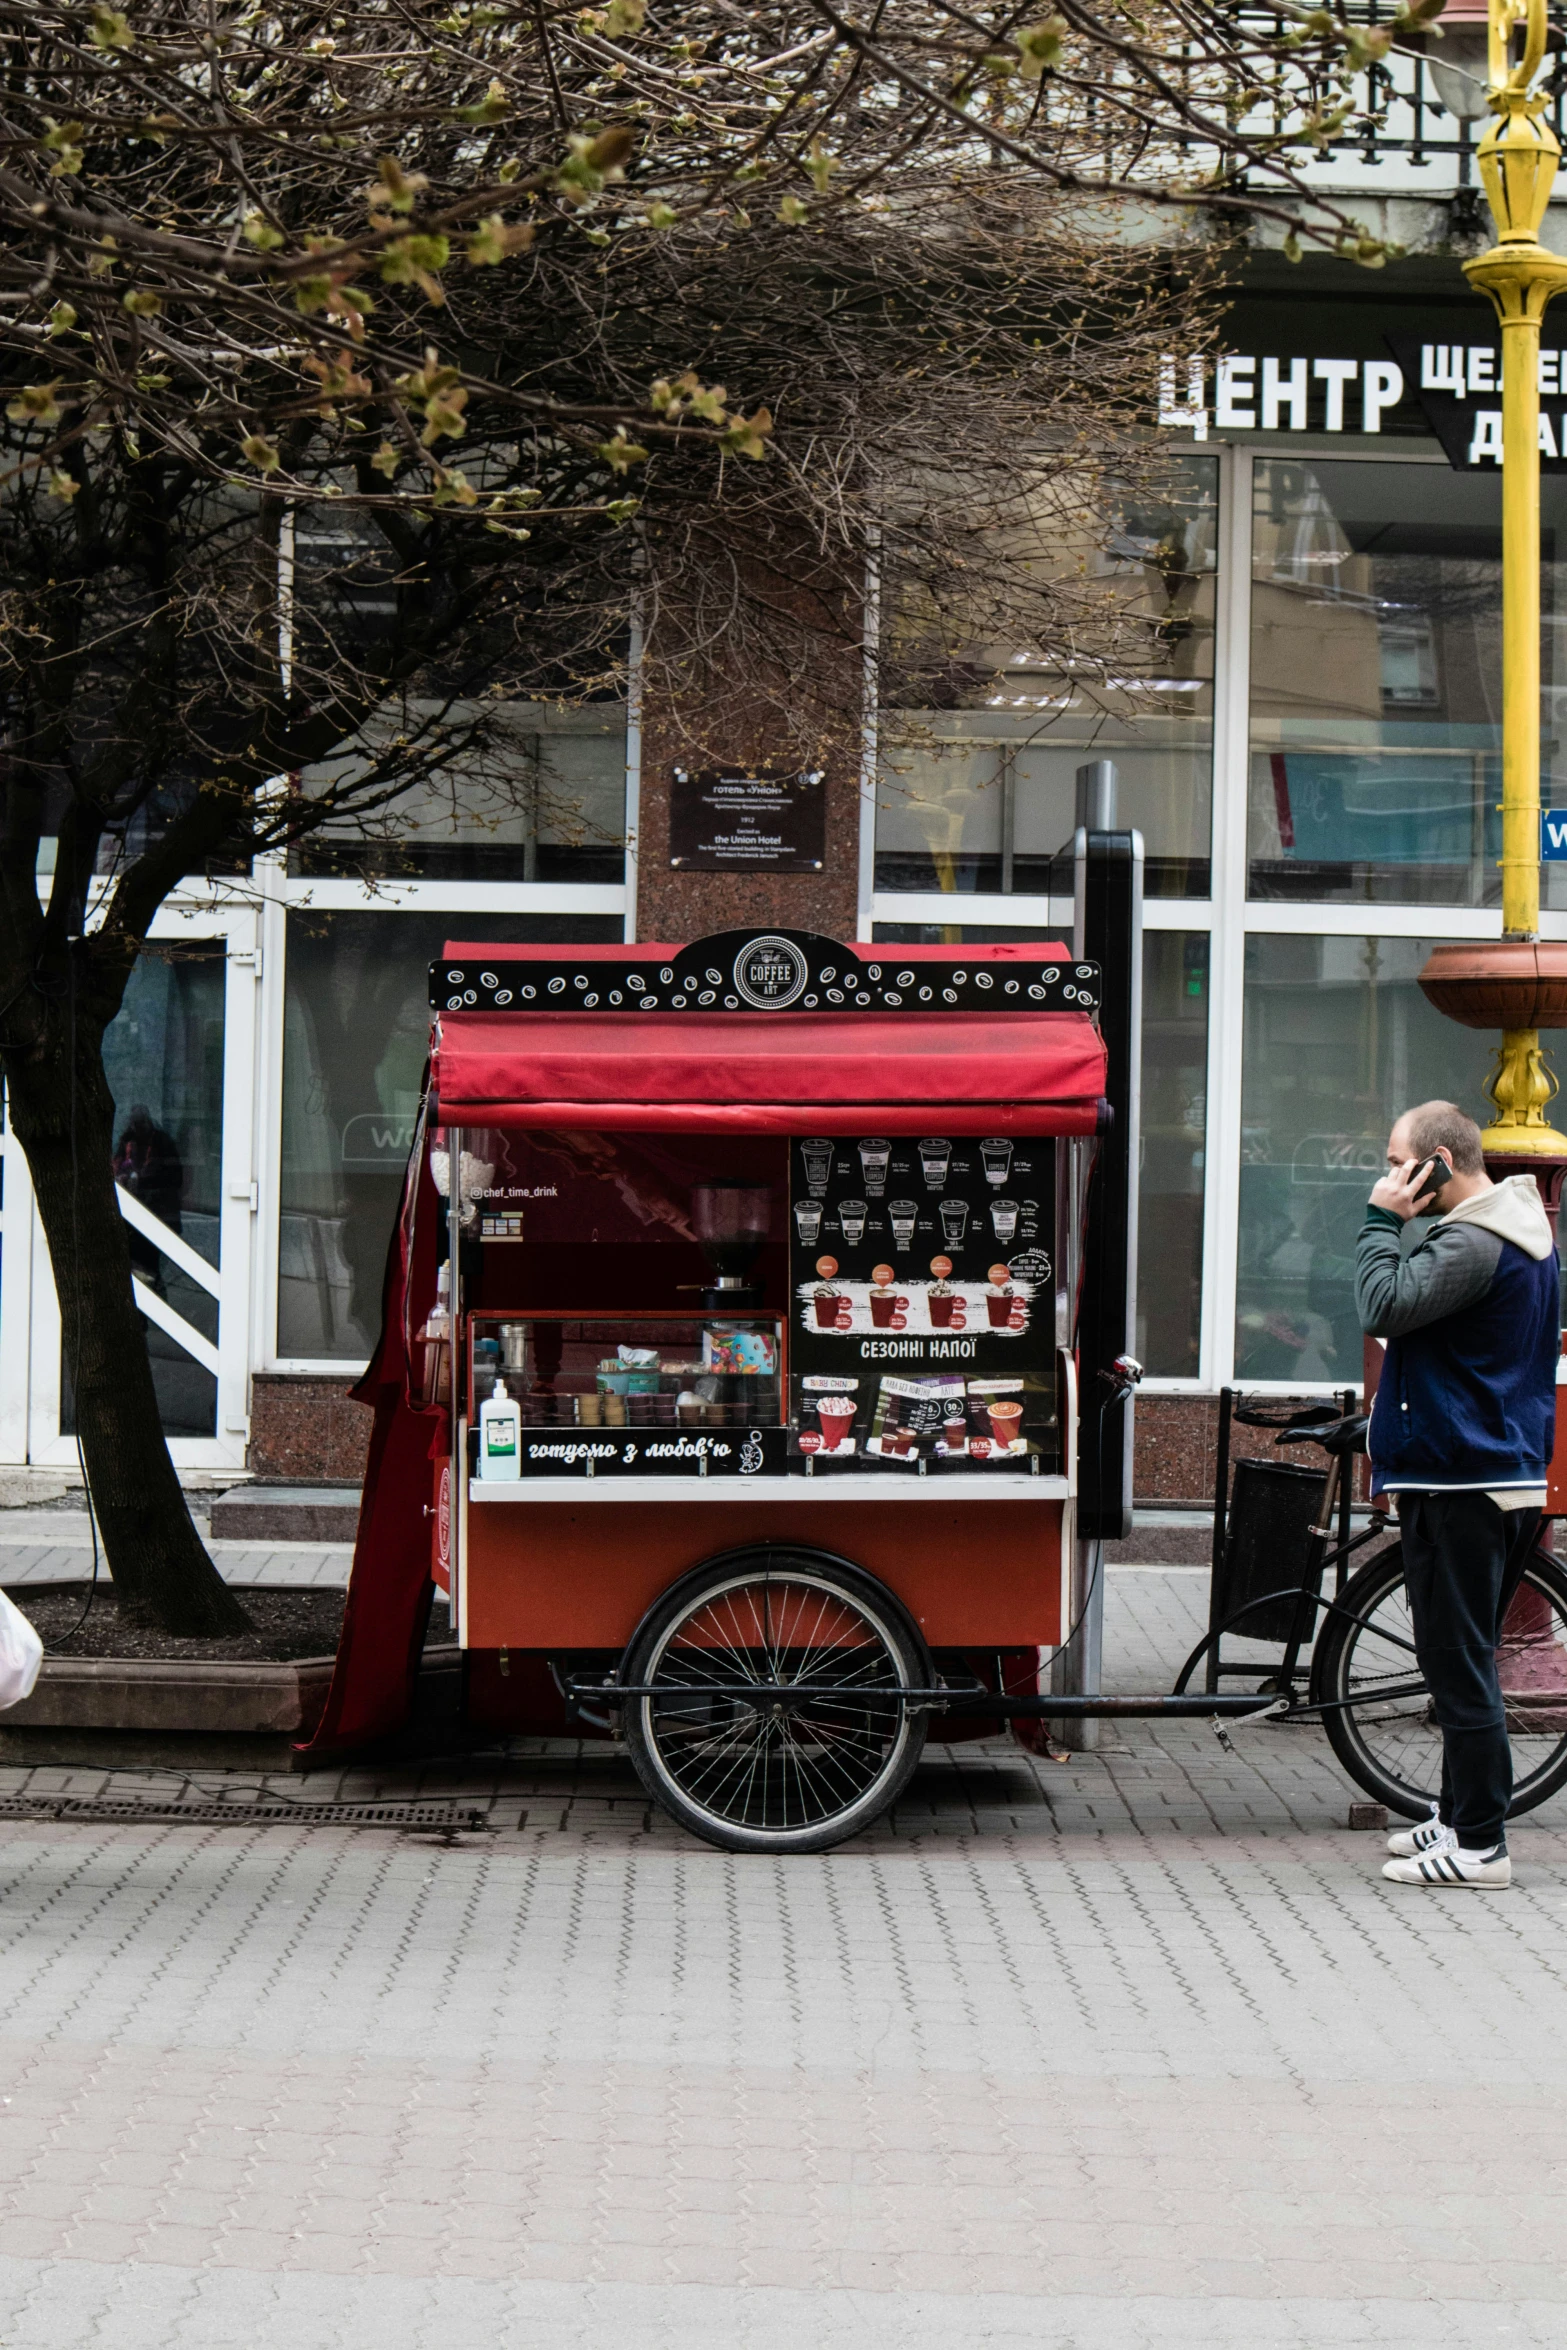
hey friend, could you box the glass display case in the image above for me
[468,1315,784,1430]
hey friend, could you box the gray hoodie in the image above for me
[1356,1174,1555,1340]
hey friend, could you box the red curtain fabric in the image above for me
[296,1098,448,1759]
[432,1009,1106,1135]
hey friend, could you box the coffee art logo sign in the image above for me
[733,934,810,1011]
[432,929,1102,1017]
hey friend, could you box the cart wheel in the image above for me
[1309,1542,1567,1821]
[621,1546,930,1854]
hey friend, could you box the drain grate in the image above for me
[0,1796,495,1831]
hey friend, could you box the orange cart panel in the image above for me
[464,1496,1066,1649]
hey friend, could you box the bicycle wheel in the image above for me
[1309,1542,1567,1820]
[621,1546,929,1854]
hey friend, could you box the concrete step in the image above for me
[209,1486,361,1544]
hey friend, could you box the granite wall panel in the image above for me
[250,1375,372,1486]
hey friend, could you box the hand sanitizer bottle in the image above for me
[478,1377,521,1481]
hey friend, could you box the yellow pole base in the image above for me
[1482,1025,1567,1152]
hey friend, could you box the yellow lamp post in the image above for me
[1420,0,1567,1708]
[1420,0,1567,1148]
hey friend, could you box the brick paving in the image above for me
[0,1569,1564,2346]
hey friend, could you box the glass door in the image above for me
[10,904,261,1470]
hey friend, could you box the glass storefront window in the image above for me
[873,920,1209,1379]
[291,706,627,883]
[1140,933,1208,1377]
[875,457,1217,901]
[1250,459,1567,906]
[1236,934,1497,1382]
[278,911,622,1361]
[66,945,227,1439]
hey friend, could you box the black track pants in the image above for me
[1395,1491,1541,1851]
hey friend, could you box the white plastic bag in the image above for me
[0,1590,43,1708]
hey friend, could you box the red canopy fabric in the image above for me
[432,1007,1105,1134]
[441,938,1073,964]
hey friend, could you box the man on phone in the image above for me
[1358,1101,1560,1888]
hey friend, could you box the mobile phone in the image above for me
[1412,1155,1448,1204]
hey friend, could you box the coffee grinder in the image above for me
[690,1181,772,1310]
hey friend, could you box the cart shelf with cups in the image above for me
[307,919,1217,1853]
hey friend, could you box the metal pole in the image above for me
[1075,758,1118,834]
[1053,760,1141,1748]
[1205,1386,1233,1695]
[1464,0,1567,1147]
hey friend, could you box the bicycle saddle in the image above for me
[1233,1398,1338,1431]
[1275,1411,1367,1456]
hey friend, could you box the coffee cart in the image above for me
[307,922,1174,1849]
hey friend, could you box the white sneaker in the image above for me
[1382,1844,1512,1889]
[1386,1813,1452,1859]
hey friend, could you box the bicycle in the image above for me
[1173,1403,1567,1823]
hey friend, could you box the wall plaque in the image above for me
[668,766,826,872]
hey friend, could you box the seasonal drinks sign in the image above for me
[787,1135,1059,1474]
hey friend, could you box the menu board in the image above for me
[787,1135,1058,1474]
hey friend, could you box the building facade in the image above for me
[5,79,1565,1500]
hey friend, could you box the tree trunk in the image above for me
[4,1020,250,1637]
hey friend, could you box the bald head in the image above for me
[1391,1101,1486,1178]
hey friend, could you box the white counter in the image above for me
[469,1473,1069,1504]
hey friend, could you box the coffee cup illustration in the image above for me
[889,1200,918,1251]
[813,1287,844,1328]
[986,1286,1016,1329]
[818,1395,857,1450]
[838,1199,869,1245]
[938,1199,969,1247]
[988,1399,1024,1449]
[858,1139,891,1196]
[917,1138,951,1191]
[869,1286,909,1329]
[794,1199,824,1246]
[800,1139,834,1193]
[980,1138,1012,1188]
[943,1414,967,1455]
[990,1197,1020,1245]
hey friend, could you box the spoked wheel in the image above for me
[621,1546,930,1853]
[1309,1542,1567,1821]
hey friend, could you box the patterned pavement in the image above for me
[0,1563,1564,2347]
[0,1511,353,1592]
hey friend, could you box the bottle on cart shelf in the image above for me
[413,1263,452,1409]
[479,1378,521,1480]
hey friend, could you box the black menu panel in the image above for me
[787,1134,1058,1475]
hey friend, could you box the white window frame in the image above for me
[2,895,264,1470]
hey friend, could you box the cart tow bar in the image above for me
[556,1674,1294,1725]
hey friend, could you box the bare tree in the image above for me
[0,0,1399,1633]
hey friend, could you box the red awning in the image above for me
[431,1006,1106,1135]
